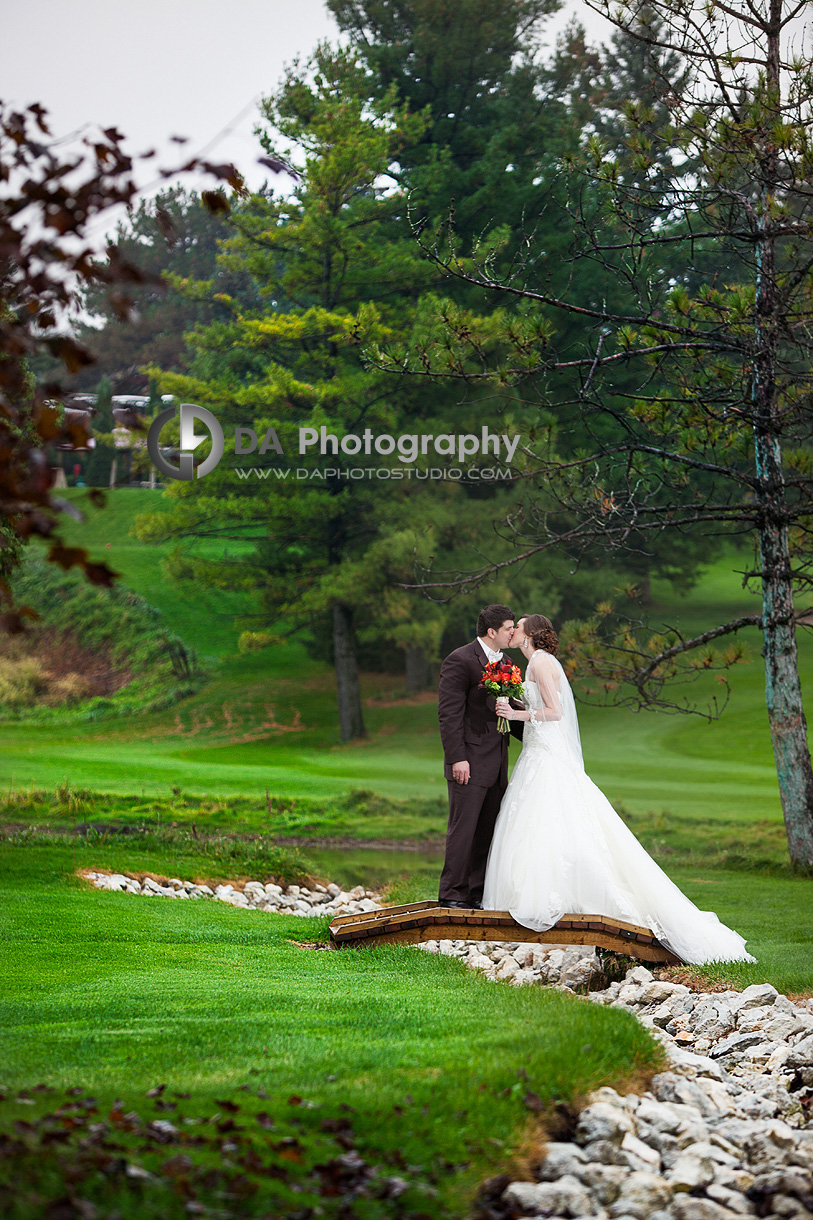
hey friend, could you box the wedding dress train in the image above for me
[481,651,755,964]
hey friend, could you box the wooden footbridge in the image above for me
[328,901,682,965]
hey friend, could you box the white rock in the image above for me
[693,1077,740,1118]
[617,983,647,1006]
[562,953,601,989]
[590,1087,637,1112]
[608,1170,672,1218]
[652,1072,720,1117]
[539,948,565,979]
[692,1000,737,1042]
[730,983,779,1014]
[668,1152,717,1191]
[665,1044,728,1081]
[786,1033,813,1071]
[504,1174,598,1216]
[579,1163,629,1204]
[671,1197,746,1220]
[736,1004,776,1032]
[630,1097,685,1135]
[626,965,655,985]
[621,1131,661,1170]
[639,981,690,1005]
[705,1183,756,1215]
[512,944,533,968]
[496,956,520,981]
[511,969,537,987]
[576,1102,636,1146]
[528,944,552,969]
[537,1141,589,1181]
[682,1141,738,1168]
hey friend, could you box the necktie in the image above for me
[483,645,503,664]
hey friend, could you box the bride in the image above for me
[481,614,755,964]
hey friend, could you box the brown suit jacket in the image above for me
[438,640,523,789]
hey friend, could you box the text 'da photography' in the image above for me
[2,0,813,1218]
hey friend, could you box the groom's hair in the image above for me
[477,604,514,638]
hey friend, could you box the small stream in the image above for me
[302,846,442,892]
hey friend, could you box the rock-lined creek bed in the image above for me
[84,870,813,1219]
[82,868,381,915]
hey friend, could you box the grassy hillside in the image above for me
[0,488,802,830]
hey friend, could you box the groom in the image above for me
[437,604,524,909]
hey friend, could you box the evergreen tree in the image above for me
[136,46,435,740]
[328,0,564,246]
[74,186,256,393]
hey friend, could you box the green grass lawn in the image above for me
[1,489,800,837]
[0,841,662,1219]
[2,471,809,1217]
[53,487,254,660]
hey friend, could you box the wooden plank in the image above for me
[329,904,658,944]
[328,900,441,928]
[327,902,682,965]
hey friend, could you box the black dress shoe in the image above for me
[441,900,471,909]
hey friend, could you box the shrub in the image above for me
[0,657,48,708]
[2,551,204,721]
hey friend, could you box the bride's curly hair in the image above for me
[520,614,559,655]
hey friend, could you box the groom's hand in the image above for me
[451,761,470,785]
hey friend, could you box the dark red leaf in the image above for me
[47,543,88,571]
[201,190,230,215]
[83,562,119,587]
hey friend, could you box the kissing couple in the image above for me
[436,604,754,964]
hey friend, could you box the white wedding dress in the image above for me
[482,650,755,964]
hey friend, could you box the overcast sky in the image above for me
[4,0,609,233]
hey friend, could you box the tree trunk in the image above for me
[758,523,813,868]
[332,603,366,742]
[753,0,813,869]
[405,644,432,694]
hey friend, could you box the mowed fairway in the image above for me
[2,494,812,1218]
[0,840,662,1217]
[0,490,796,826]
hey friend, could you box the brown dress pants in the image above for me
[438,778,505,906]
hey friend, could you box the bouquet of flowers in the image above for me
[480,660,525,733]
